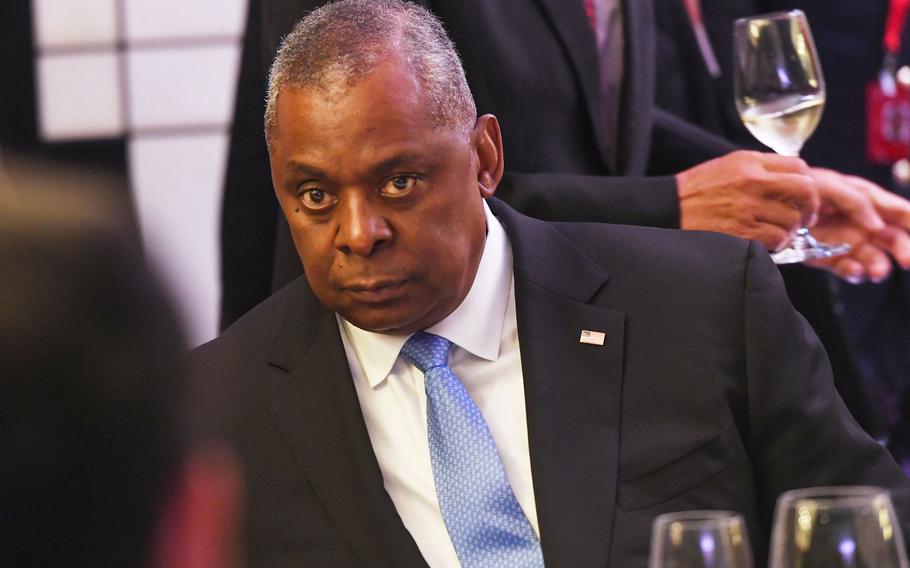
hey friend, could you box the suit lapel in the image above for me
[617,0,656,175]
[533,0,612,172]
[492,201,625,567]
[263,288,427,567]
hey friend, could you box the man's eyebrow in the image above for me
[367,152,428,177]
[285,161,327,179]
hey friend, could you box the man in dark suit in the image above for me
[225,0,895,323]
[221,0,910,449]
[197,2,910,565]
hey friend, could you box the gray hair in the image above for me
[264,0,476,147]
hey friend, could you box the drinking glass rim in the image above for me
[777,485,891,506]
[654,510,746,529]
[734,9,805,28]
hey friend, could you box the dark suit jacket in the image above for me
[196,199,910,567]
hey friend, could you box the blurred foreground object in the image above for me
[0,156,242,568]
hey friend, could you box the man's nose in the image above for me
[335,194,392,256]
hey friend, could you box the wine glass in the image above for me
[733,10,849,264]
[770,486,909,568]
[649,510,754,568]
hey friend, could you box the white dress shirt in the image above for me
[337,201,537,568]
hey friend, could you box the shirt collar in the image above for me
[340,200,513,387]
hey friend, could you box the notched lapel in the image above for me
[532,0,611,170]
[496,203,625,567]
[262,303,427,567]
[518,282,625,568]
[617,0,656,175]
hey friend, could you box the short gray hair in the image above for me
[264,0,476,147]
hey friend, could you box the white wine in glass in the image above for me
[769,486,909,568]
[733,10,849,264]
[740,93,825,158]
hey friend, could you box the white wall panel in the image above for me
[124,0,246,41]
[126,45,241,130]
[129,133,228,347]
[36,52,124,140]
[32,0,119,48]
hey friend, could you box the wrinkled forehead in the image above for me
[272,60,457,145]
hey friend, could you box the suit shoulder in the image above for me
[552,221,754,274]
[191,276,313,367]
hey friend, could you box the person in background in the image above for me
[653,0,910,469]
[0,156,243,568]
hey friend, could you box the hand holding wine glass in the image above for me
[733,10,850,264]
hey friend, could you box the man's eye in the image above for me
[382,175,419,196]
[299,188,337,210]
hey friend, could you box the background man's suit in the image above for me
[652,0,910,459]
[221,0,881,440]
[196,199,910,567]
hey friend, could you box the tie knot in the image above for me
[401,332,452,373]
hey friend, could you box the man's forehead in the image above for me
[273,67,441,137]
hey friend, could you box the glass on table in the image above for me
[649,510,754,568]
[769,486,909,568]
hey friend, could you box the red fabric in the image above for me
[683,0,702,26]
[583,0,596,31]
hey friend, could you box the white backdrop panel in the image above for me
[126,45,242,130]
[32,0,119,49]
[124,0,246,41]
[130,133,228,347]
[36,52,125,141]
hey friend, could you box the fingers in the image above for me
[851,242,893,282]
[873,226,910,269]
[754,151,811,174]
[810,222,894,283]
[754,199,802,234]
[811,168,885,233]
[757,172,819,225]
[750,223,792,251]
[865,181,910,229]
[822,243,892,283]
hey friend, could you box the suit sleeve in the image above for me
[496,171,681,228]
[647,109,744,174]
[740,240,910,533]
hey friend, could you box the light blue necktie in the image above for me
[401,331,545,568]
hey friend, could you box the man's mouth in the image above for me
[342,278,410,303]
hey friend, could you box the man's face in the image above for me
[269,58,500,335]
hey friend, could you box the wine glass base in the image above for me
[770,240,851,264]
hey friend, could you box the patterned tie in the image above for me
[401,332,545,568]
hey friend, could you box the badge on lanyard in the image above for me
[867,0,910,168]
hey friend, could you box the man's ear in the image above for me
[149,444,245,568]
[473,114,504,198]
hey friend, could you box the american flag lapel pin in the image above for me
[579,329,607,346]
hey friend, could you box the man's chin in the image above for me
[346,316,418,335]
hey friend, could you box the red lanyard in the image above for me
[682,0,721,77]
[884,0,910,56]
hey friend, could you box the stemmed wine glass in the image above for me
[770,486,909,568]
[733,10,849,264]
[649,510,754,568]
